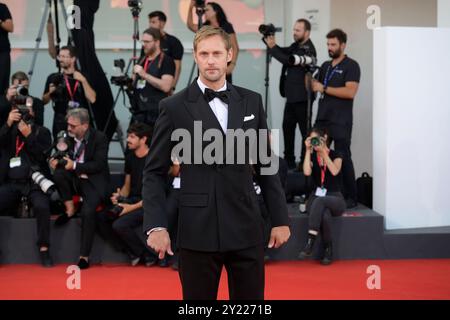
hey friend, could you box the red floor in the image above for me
[1,260,449,300]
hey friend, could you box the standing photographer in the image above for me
[42,45,96,139]
[131,28,174,128]
[311,29,360,209]
[0,102,53,267]
[264,19,316,169]
[0,71,44,127]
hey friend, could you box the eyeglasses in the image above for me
[67,123,82,129]
[141,40,154,45]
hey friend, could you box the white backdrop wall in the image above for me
[373,27,450,229]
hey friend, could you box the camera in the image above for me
[310,137,322,147]
[258,23,282,37]
[51,131,73,168]
[128,0,142,8]
[110,59,133,89]
[16,105,34,124]
[31,171,60,201]
[288,54,317,67]
[195,0,206,7]
[49,74,66,101]
[106,196,132,219]
[11,85,30,107]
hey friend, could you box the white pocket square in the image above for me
[244,114,255,122]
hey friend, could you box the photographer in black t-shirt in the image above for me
[96,123,159,267]
[0,71,44,127]
[0,2,13,95]
[264,19,317,169]
[146,11,184,94]
[42,45,96,139]
[312,29,360,209]
[299,127,346,265]
[131,28,175,128]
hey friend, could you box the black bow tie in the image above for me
[204,88,229,104]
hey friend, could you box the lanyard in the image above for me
[316,152,329,188]
[74,140,86,162]
[323,64,339,88]
[16,136,25,157]
[64,75,80,101]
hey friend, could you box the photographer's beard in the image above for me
[328,48,343,59]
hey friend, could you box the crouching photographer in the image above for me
[96,123,159,267]
[0,102,54,267]
[49,108,110,270]
[263,19,317,169]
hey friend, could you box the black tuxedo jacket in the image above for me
[71,128,110,200]
[143,80,289,252]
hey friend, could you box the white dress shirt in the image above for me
[196,78,228,133]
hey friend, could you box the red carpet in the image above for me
[1,260,449,300]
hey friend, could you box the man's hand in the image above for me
[312,79,324,93]
[63,156,75,171]
[118,203,134,216]
[268,226,291,249]
[48,83,56,95]
[264,35,276,49]
[73,71,87,83]
[110,188,121,205]
[49,158,58,170]
[6,85,17,101]
[147,229,174,260]
[133,65,146,78]
[18,120,32,138]
[7,109,21,127]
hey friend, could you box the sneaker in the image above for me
[320,243,333,266]
[298,235,316,259]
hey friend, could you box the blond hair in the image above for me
[193,25,232,52]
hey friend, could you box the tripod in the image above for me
[103,5,142,158]
[187,6,205,86]
[28,0,97,130]
[263,44,272,113]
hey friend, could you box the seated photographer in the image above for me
[96,123,159,267]
[42,45,96,139]
[131,28,174,128]
[0,71,44,126]
[298,127,345,265]
[0,101,53,267]
[50,108,109,270]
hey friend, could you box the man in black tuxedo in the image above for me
[143,26,291,300]
[50,108,110,269]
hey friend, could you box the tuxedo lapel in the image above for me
[184,81,224,133]
[226,83,245,131]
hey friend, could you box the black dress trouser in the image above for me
[283,101,308,166]
[53,168,102,257]
[0,183,51,248]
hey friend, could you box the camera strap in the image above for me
[64,75,80,102]
[16,136,25,157]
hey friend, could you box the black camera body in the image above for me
[51,131,73,168]
[259,23,282,37]
[128,0,142,8]
[106,196,132,219]
[16,105,33,124]
[195,0,206,7]
[49,74,67,102]
[110,59,133,89]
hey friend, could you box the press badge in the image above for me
[315,187,327,197]
[9,157,21,168]
[68,101,80,109]
[137,79,146,89]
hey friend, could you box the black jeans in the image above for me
[0,183,51,248]
[179,245,265,300]
[0,51,10,95]
[283,101,308,166]
[306,191,346,243]
[53,169,102,257]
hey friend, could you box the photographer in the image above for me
[0,71,44,127]
[298,127,345,265]
[96,123,159,267]
[50,108,109,270]
[311,29,360,209]
[146,11,184,94]
[0,101,53,267]
[131,28,174,128]
[42,45,96,139]
[187,0,239,83]
[264,19,316,169]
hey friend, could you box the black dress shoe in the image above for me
[143,254,157,267]
[298,235,316,259]
[39,250,54,268]
[77,258,90,269]
[320,243,333,266]
[55,213,72,226]
[158,257,169,268]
